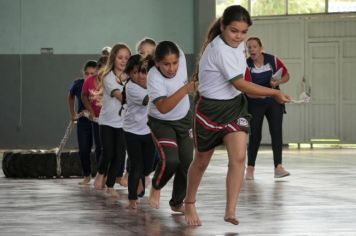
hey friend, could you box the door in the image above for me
[306,42,340,140]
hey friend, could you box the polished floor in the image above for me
[1,148,356,236]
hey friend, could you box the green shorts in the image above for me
[194,94,251,152]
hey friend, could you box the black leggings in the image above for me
[247,101,284,168]
[124,131,156,200]
[98,125,126,188]
[148,112,193,207]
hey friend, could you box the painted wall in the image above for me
[0,0,195,149]
[249,14,356,143]
[0,0,194,54]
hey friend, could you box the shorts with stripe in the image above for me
[194,94,251,152]
[148,111,193,207]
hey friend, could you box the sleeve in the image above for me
[103,73,122,97]
[177,47,188,82]
[69,80,78,96]
[216,50,244,82]
[147,69,168,104]
[275,57,288,76]
[127,82,148,106]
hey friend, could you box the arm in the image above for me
[271,57,290,88]
[103,73,123,102]
[81,91,96,119]
[111,90,123,102]
[271,73,290,88]
[67,93,77,120]
[244,67,264,99]
[155,81,195,114]
[232,79,290,103]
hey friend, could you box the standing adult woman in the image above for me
[93,43,131,198]
[147,41,196,212]
[184,5,290,226]
[244,37,290,180]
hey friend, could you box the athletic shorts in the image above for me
[194,94,251,152]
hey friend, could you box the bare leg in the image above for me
[119,171,129,187]
[149,186,160,209]
[115,177,123,186]
[145,175,151,188]
[94,173,105,190]
[137,178,144,195]
[184,149,214,226]
[223,132,247,225]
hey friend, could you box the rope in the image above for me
[55,110,97,177]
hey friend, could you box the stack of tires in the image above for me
[2,150,97,178]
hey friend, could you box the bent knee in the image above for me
[228,154,246,166]
[191,158,209,172]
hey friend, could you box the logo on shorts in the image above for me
[189,129,193,139]
[237,118,248,127]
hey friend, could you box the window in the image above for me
[216,0,356,17]
[329,0,356,13]
[251,0,286,16]
[288,0,325,14]
[216,0,248,17]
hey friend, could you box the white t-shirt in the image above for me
[198,35,247,100]
[147,48,190,121]
[98,71,125,128]
[123,80,150,135]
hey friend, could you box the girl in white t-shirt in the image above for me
[122,55,156,209]
[93,43,131,198]
[184,5,290,226]
[147,41,196,213]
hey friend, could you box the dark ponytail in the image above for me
[154,41,180,63]
[192,5,252,82]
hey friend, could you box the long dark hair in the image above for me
[154,41,180,63]
[192,5,252,82]
[207,5,252,47]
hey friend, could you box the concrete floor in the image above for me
[1,148,356,236]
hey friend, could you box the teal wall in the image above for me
[0,0,211,149]
[0,0,194,54]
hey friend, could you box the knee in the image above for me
[192,158,209,172]
[228,153,246,167]
[166,158,180,169]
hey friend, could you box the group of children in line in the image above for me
[68,5,291,227]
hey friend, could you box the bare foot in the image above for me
[126,200,138,209]
[171,204,185,214]
[224,216,239,225]
[120,172,129,187]
[137,178,144,195]
[106,187,120,198]
[103,176,107,187]
[185,201,201,226]
[148,187,160,209]
[94,173,105,190]
[115,177,122,184]
[78,176,91,185]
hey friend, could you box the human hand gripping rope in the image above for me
[55,110,98,177]
[272,70,311,104]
